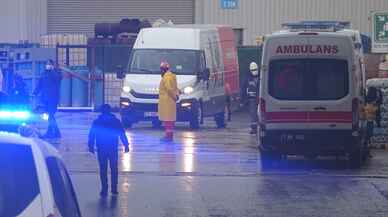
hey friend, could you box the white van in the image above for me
[118,25,240,129]
[0,132,82,217]
[257,22,367,167]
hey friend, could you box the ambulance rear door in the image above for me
[264,34,354,131]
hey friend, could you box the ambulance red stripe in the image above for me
[266,112,352,123]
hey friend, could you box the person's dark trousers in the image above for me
[98,150,118,194]
[46,111,61,138]
[366,121,374,144]
[376,105,382,128]
[226,96,232,121]
[249,98,258,134]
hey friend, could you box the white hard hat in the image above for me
[250,62,259,76]
[249,62,258,71]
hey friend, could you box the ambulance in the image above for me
[118,25,239,129]
[257,21,368,167]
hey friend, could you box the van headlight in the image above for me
[123,86,131,93]
[183,86,194,94]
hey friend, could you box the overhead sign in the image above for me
[372,11,388,53]
[221,0,238,9]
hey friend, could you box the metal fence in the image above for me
[54,43,133,110]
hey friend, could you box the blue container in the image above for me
[23,78,33,95]
[60,70,72,107]
[71,66,89,107]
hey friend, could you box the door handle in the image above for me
[279,107,297,110]
[314,106,326,111]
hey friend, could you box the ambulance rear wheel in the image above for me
[260,149,280,169]
[349,147,362,169]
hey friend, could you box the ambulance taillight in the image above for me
[352,98,359,132]
[259,98,266,122]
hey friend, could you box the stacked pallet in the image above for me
[366,78,388,149]
[40,34,88,66]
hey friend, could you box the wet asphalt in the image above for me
[41,110,388,217]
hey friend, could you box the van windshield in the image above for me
[0,144,40,217]
[268,59,349,100]
[128,49,201,75]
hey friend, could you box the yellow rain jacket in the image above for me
[158,71,178,121]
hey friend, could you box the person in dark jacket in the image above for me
[376,88,383,128]
[365,87,379,144]
[88,104,130,197]
[10,73,29,105]
[33,60,62,138]
[247,62,260,134]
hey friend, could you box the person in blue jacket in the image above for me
[88,104,130,197]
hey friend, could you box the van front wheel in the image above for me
[190,103,202,129]
[215,112,226,128]
[122,118,133,129]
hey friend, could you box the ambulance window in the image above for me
[269,59,348,100]
[314,60,348,99]
[269,60,305,100]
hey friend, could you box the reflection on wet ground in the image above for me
[43,111,388,217]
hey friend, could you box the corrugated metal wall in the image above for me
[195,0,388,45]
[48,0,194,35]
[0,0,47,43]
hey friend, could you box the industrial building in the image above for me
[1,0,388,45]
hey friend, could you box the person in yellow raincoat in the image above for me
[158,61,179,142]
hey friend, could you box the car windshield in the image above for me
[0,143,40,217]
[268,58,349,100]
[128,49,201,75]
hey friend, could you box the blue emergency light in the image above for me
[0,110,31,120]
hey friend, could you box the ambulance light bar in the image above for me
[282,21,350,32]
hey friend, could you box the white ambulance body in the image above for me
[258,25,367,165]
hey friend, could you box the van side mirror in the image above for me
[116,65,125,79]
[202,68,210,81]
[355,42,362,50]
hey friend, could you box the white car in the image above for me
[0,132,82,217]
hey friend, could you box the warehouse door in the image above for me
[47,0,194,35]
